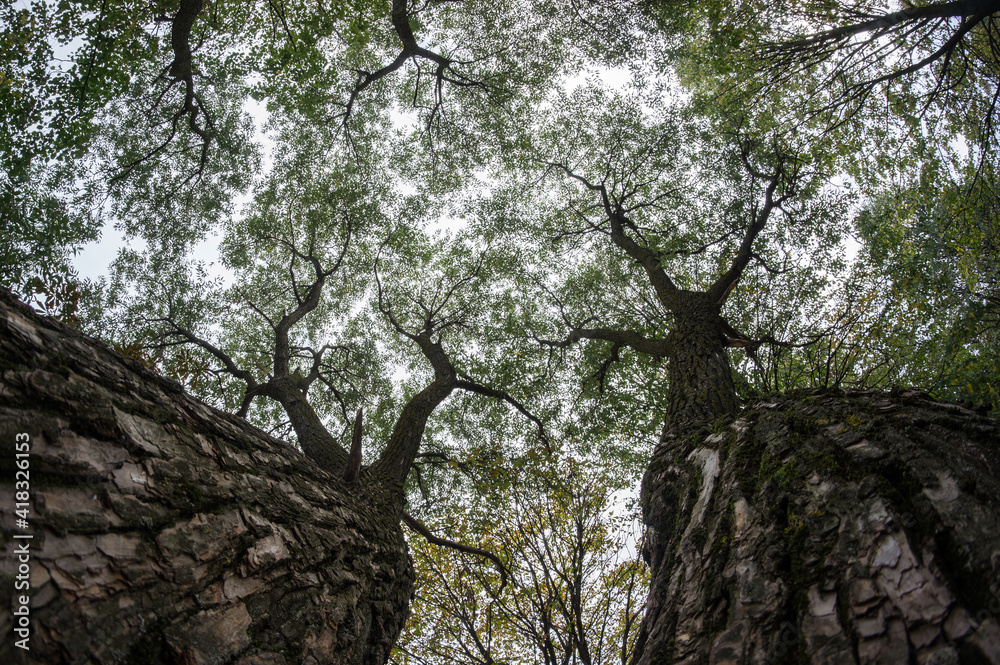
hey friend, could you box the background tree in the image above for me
[638,0,1000,412]
[394,453,647,665]
[5,137,558,664]
[496,84,846,430]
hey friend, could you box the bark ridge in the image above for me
[0,290,413,665]
[634,388,1000,665]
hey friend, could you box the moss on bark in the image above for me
[633,388,1000,665]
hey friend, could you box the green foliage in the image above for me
[0,0,154,177]
[847,166,1000,411]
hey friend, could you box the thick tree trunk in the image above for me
[0,290,413,665]
[634,388,1000,665]
[665,291,739,432]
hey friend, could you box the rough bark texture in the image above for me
[665,291,740,432]
[0,290,414,665]
[634,388,1000,665]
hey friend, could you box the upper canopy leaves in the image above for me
[9,0,996,565]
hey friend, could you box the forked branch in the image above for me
[112,0,214,192]
[708,143,804,305]
[338,0,488,125]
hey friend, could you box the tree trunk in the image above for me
[634,388,1000,665]
[665,291,739,432]
[0,289,414,665]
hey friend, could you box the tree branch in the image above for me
[767,0,997,53]
[371,332,458,491]
[271,226,351,378]
[155,316,257,387]
[542,159,682,309]
[455,375,552,451]
[402,511,508,594]
[606,208,682,310]
[708,145,801,305]
[111,0,214,191]
[537,326,671,358]
[372,254,470,493]
[337,0,487,125]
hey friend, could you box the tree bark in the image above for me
[664,291,740,434]
[0,289,413,665]
[633,387,1000,665]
